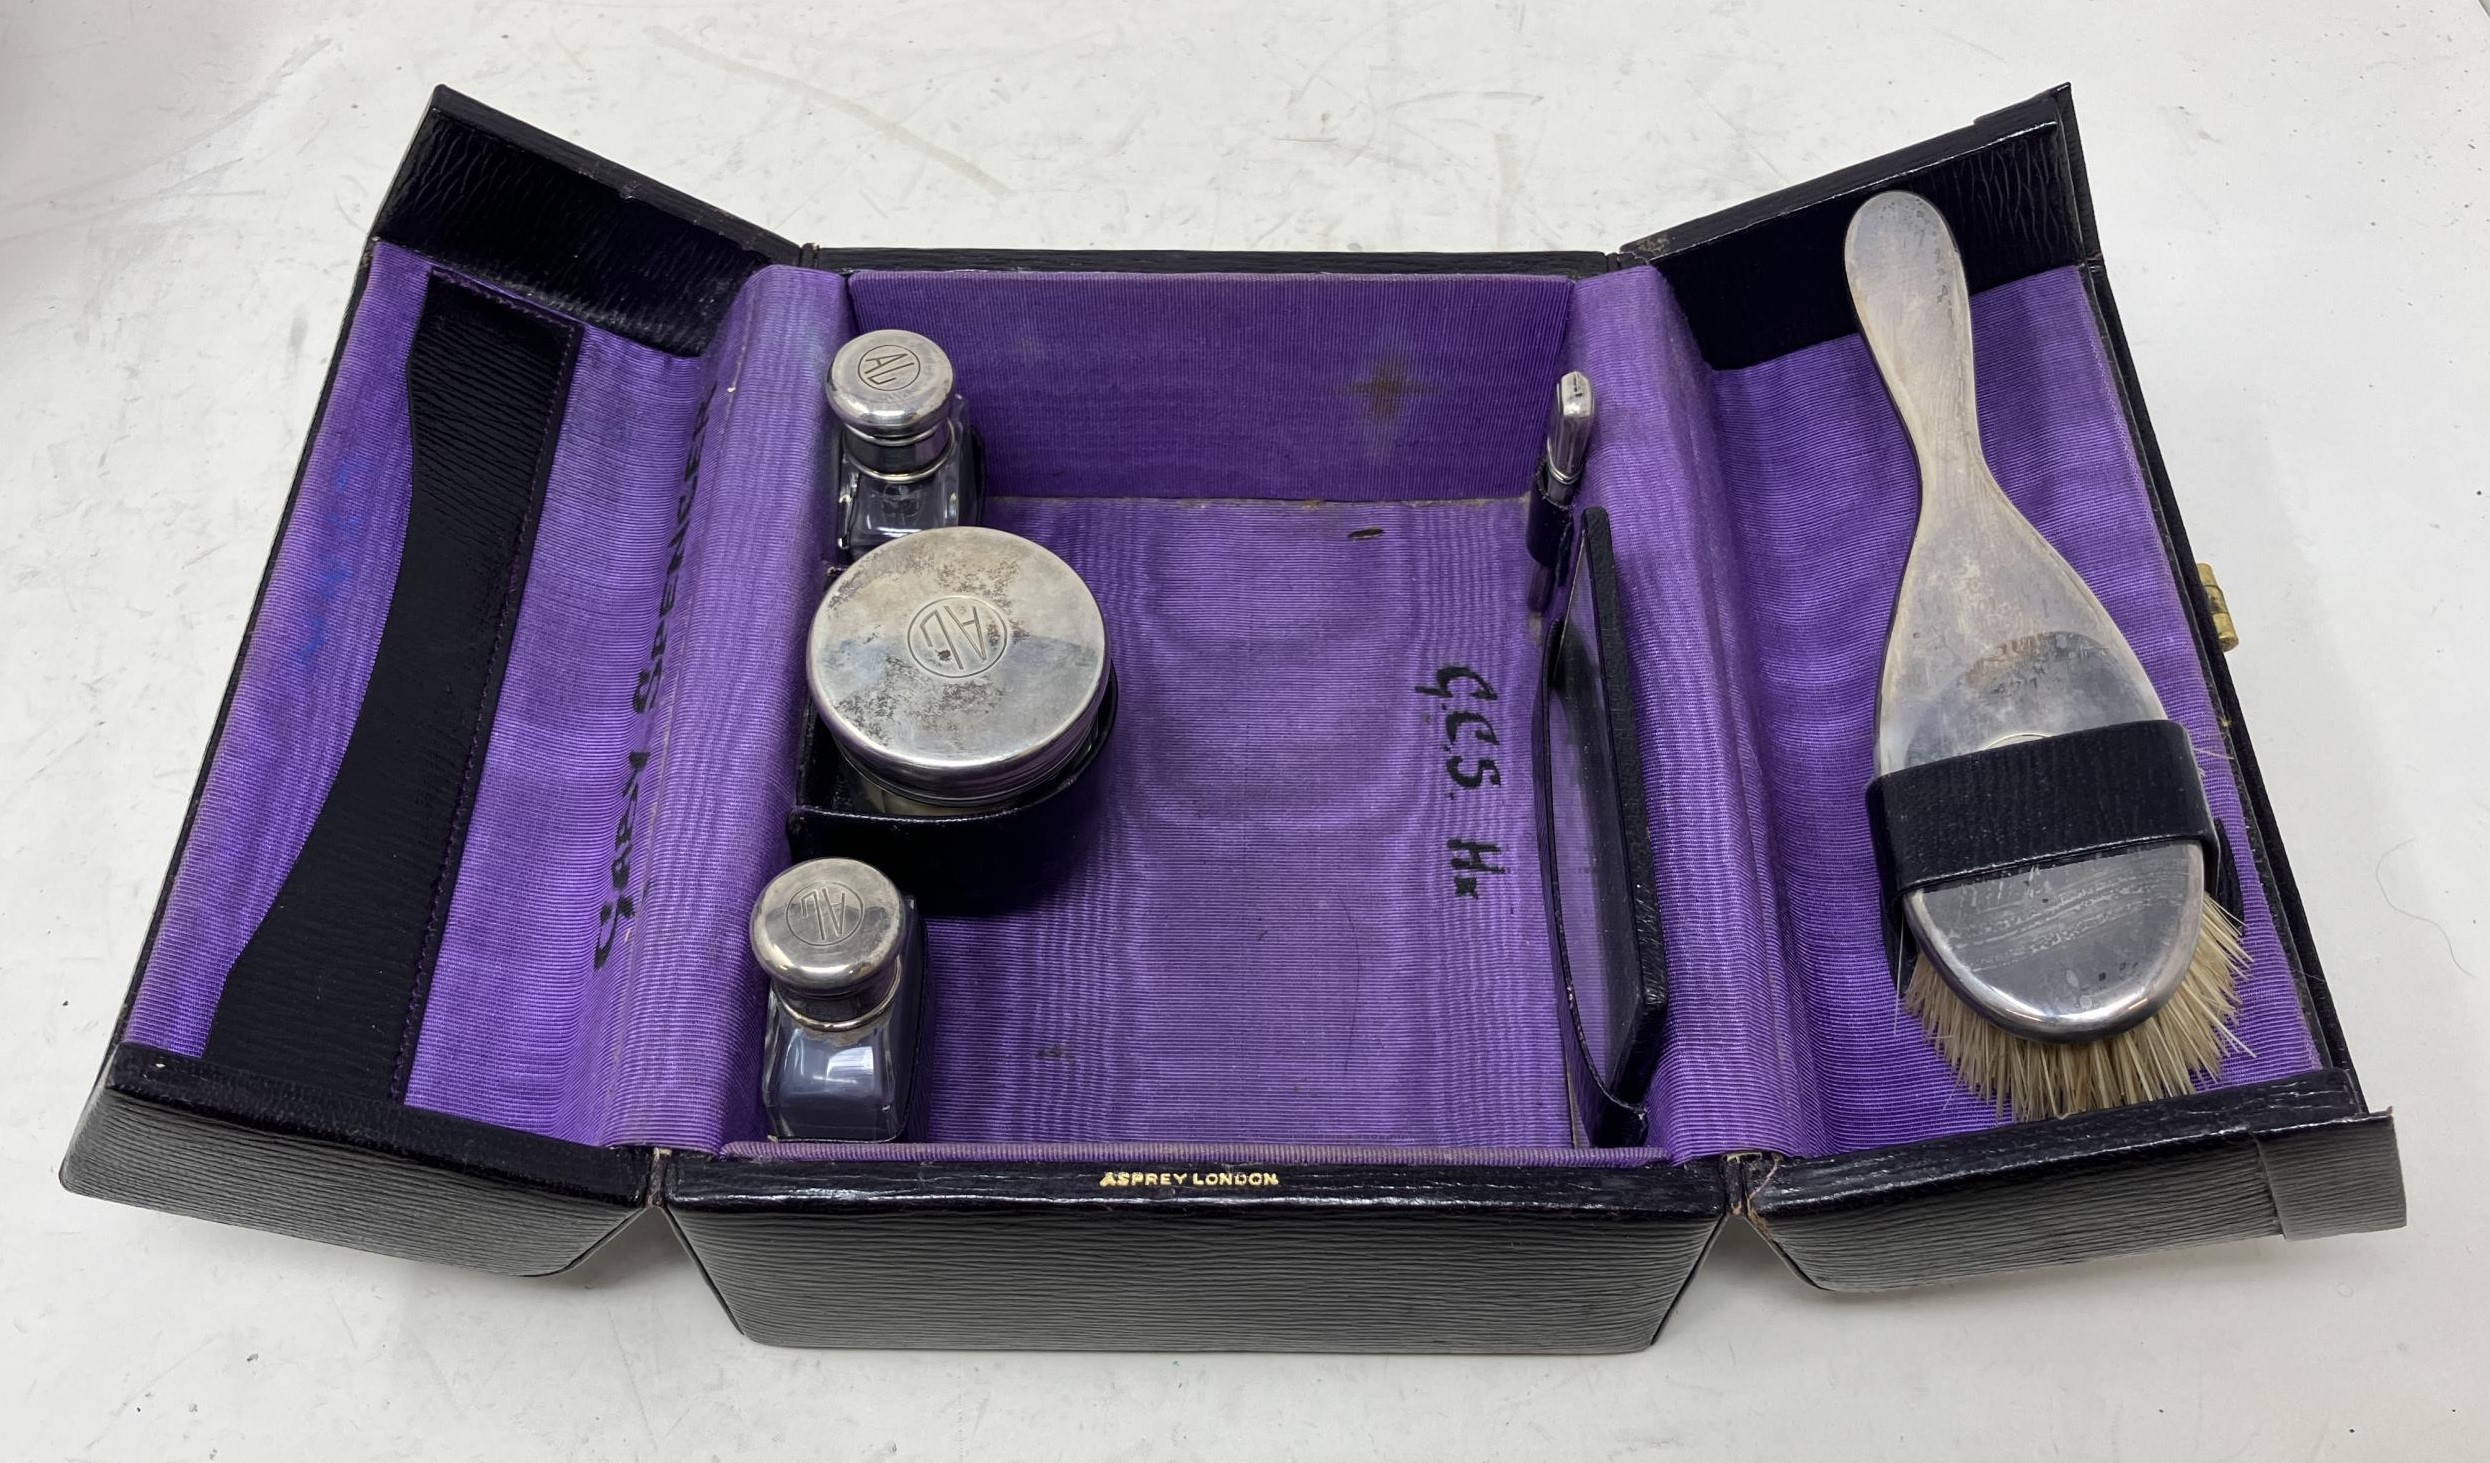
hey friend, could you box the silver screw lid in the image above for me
[828,329,955,436]
[808,526,1111,808]
[750,858,910,1028]
[828,329,957,478]
[1540,370,1596,503]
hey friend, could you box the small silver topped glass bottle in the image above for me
[825,328,982,566]
[750,857,924,1141]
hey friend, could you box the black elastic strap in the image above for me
[1868,718,2217,897]
[204,276,577,1097]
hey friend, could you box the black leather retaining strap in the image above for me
[205,276,578,1098]
[1868,719,2216,896]
[1524,481,1569,571]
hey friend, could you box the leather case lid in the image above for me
[1742,1071,2401,1291]
[64,1045,647,1277]
[60,88,798,1277]
[1625,86,2400,1286]
[376,87,797,354]
[1624,88,2088,367]
[1634,84,2371,1089]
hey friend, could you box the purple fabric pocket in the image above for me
[405,264,853,1149]
[847,271,1571,502]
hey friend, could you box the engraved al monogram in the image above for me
[788,881,864,949]
[907,595,1010,679]
[857,343,921,390]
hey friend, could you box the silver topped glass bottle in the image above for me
[750,858,924,1141]
[825,328,982,566]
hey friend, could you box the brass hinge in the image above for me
[2196,561,2239,652]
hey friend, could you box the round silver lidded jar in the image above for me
[807,525,1112,810]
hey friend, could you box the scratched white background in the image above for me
[4,2,2485,1458]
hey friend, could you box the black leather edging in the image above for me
[666,1152,1729,1217]
[662,1154,1730,1350]
[2075,260,2366,1094]
[376,88,795,356]
[800,246,1613,277]
[1746,1069,2361,1209]
[2254,1113,2407,1241]
[1627,87,2087,368]
[88,1044,647,1202]
[1738,1070,2402,1290]
[205,277,578,1099]
[1868,719,2217,896]
[63,1049,643,1277]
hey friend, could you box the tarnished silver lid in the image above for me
[808,526,1110,808]
[749,858,910,1029]
[828,329,956,479]
[1541,370,1595,504]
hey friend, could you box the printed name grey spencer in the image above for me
[596,386,712,970]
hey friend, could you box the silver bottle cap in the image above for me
[808,525,1111,808]
[828,329,956,478]
[750,858,909,1029]
[1541,370,1595,504]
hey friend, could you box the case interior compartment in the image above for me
[112,240,2331,1167]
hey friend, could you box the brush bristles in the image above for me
[1907,901,2250,1120]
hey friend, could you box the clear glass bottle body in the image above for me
[834,420,982,565]
[761,969,921,1142]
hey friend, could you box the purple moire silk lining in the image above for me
[122,252,2320,1163]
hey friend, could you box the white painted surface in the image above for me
[4,2,2484,1457]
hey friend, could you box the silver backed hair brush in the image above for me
[1846,190,2246,1119]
